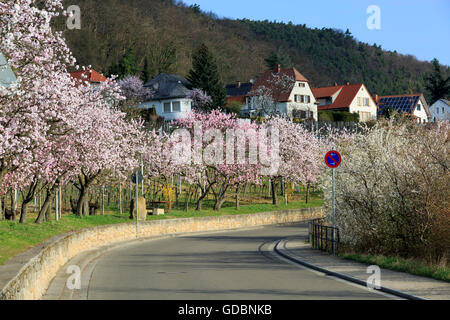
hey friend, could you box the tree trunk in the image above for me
[35,185,57,224]
[213,183,229,211]
[20,180,39,223]
[305,182,310,204]
[235,184,241,210]
[184,185,193,212]
[129,197,135,219]
[196,185,210,211]
[271,178,278,206]
[0,197,4,220]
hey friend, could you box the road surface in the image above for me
[85,223,390,300]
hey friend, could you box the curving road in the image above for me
[85,223,390,300]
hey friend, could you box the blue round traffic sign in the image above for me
[325,150,342,168]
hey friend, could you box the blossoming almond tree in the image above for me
[0,0,145,221]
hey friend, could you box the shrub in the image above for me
[322,120,450,261]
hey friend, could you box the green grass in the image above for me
[340,253,450,283]
[0,197,323,266]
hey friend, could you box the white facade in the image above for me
[347,85,378,122]
[246,81,318,120]
[140,98,193,121]
[412,99,429,123]
[284,81,318,121]
[429,99,450,122]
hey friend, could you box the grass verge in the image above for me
[0,198,323,266]
[340,253,450,283]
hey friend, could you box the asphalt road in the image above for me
[87,223,389,300]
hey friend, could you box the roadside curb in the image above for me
[274,239,426,301]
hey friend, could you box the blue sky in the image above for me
[181,0,450,66]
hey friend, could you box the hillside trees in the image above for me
[425,58,450,104]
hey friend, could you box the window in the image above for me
[163,102,171,113]
[364,98,369,106]
[417,104,421,111]
[294,95,299,102]
[298,82,306,87]
[172,101,181,112]
[306,95,311,103]
[357,97,361,106]
[437,108,439,114]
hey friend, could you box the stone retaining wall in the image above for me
[0,207,323,300]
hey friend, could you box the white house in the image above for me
[139,74,193,121]
[429,99,450,122]
[312,83,378,122]
[0,52,17,88]
[245,65,318,121]
[376,94,430,123]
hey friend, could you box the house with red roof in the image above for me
[69,69,107,86]
[311,83,378,122]
[245,65,318,120]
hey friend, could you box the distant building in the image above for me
[376,93,430,123]
[226,81,253,106]
[429,99,450,122]
[70,69,107,85]
[0,52,17,88]
[246,65,318,120]
[140,74,193,121]
[312,83,378,122]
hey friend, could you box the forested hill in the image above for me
[60,0,449,101]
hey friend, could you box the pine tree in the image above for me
[264,47,292,70]
[109,48,139,79]
[142,56,150,83]
[187,44,226,110]
[425,58,450,104]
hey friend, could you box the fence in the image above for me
[308,218,340,254]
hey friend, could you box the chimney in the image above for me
[237,81,241,88]
[346,82,350,86]
[374,94,379,103]
[334,82,338,86]
[276,64,281,73]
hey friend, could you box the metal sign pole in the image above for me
[141,158,144,196]
[55,188,59,221]
[332,167,336,255]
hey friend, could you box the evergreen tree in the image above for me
[264,47,292,70]
[109,47,139,79]
[142,56,150,83]
[187,44,226,110]
[425,58,450,104]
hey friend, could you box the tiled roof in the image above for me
[70,69,107,83]
[313,84,364,110]
[226,82,253,97]
[250,67,309,102]
[311,86,342,99]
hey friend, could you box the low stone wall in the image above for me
[0,207,323,300]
